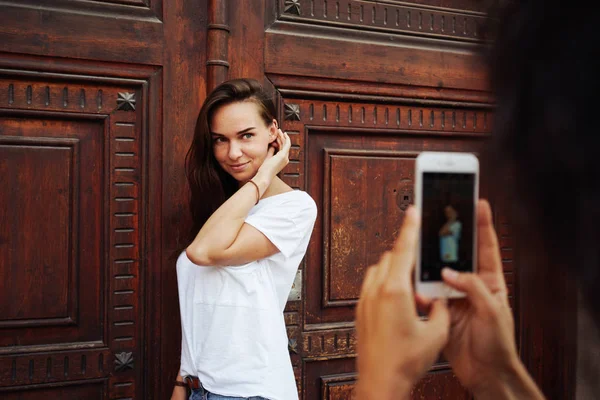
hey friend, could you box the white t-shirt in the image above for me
[177,190,317,400]
[440,220,462,262]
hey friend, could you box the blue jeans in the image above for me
[189,387,268,400]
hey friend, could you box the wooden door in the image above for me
[221,0,576,399]
[0,1,204,398]
[0,0,576,399]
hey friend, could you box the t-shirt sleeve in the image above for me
[245,193,317,258]
[450,221,462,238]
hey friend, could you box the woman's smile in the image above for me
[229,161,250,172]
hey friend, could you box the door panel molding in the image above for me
[275,89,489,398]
[0,60,160,399]
[0,4,163,64]
[276,0,490,42]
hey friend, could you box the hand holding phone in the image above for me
[414,151,479,298]
[355,207,450,399]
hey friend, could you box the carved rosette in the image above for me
[114,351,134,372]
[284,0,301,15]
[116,92,136,111]
[284,103,301,121]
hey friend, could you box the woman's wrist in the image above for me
[472,357,543,400]
[250,171,271,197]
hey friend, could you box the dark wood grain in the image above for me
[0,3,163,64]
[158,1,206,399]
[266,22,489,92]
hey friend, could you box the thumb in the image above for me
[424,299,450,348]
[266,146,276,158]
[442,269,496,314]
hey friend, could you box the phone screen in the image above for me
[420,172,475,281]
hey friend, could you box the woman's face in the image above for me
[211,101,276,182]
[444,205,457,220]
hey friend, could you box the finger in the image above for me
[477,200,502,273]
[267,146,276,157]
[387,206,420,291]
[357,265,378,331]
[273,129,282,149]
[476,200,507,292]
[281,132,292,154]
[442,268,497,315]
[422,299,450,348]
[359,266,376,297]
[415,292,434,311]
[372,251,393,290]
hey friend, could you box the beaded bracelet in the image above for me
[248,179,260,205]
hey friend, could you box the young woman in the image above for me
[172,79,317,400]
[439,205,461,263]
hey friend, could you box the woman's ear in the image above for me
[269,119,279,143]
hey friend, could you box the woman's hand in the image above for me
[255,129,291,182]
[440,200,544,399]
[355,206,450,400]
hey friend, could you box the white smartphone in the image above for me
[414,151,479,299]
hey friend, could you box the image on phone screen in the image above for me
[421,172,475,281]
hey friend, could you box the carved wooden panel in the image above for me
[0,136,80,329]
[277,94,522,400]
[265,25,489,92]
[280,98,491,189]
[11,0,158,12]
[279,0,490,42]
[304,357,355,400]
[0,68,150,399]
[321,373,356,400]
[91,0,149,8]
[0,349,111,387]
[318,369,469,400]
[0,0,206,396]
[2,381,106,400]
[0,4,163,64]
[0,118,103,348]
[278,93,490,399]
[323,150,416,307]
[303,328,356,359]
[278,98,490,325]
[304,357,468,399]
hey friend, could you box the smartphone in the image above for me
[414,151,479,298]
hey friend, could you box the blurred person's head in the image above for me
[486,0,598,324]
[444,205,458,221]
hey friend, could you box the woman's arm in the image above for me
[186,174,277,266]
[439,223,451,236]
[186,130,291,266]
[471,358,544,400]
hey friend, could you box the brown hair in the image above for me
[184,78,276,244]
